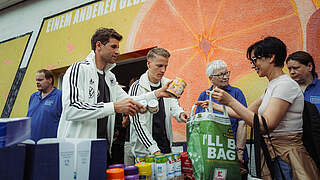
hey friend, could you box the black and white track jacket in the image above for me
[129,71,185,155]
[57,51,156,153]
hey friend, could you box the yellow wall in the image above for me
[12,0,145,117]
[0,33,31,115]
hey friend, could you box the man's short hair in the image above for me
[147,47,170,61]
[91,28,123,51]
[206,60,227,77]
[37,69,54,86]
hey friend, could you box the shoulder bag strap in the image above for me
[260,115,286,180]
[253,114,262,178]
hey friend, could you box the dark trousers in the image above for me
[107,143,124,166]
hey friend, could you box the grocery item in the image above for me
[106,168,124,180]
[166,153,175,179]
[109,164,125,169]
[124,165,139,180]
[147,99,158,114]
[173,153,182,177]
[135,163,152,180]
[155,155,167,180]
[144,155,156,180]
[135,154,145,163]
[137,99,148,113]
[166,77,186,98]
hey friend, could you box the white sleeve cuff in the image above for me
[148,144,160,154]
[103,102,115,116]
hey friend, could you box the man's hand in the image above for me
[114,98,143,116]
[154,80,174,98]
[154,150,162,155]
[122,115,130,128]
[179,112,189,123]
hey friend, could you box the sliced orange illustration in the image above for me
[127,0,303,140]
[307,8,320,75]
[312,0,320,8]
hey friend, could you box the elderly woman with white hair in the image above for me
[195,60,249,178]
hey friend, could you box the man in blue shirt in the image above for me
[27,69,62,142]
[195,60,248,178]
[286,51,320,112]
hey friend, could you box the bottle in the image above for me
[106,168,124,180]
[124,165,139,180]
[109,164,125,169]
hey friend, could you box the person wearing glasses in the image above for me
[199,37,319,179]
[195,60,249,178]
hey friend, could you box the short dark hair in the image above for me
[91,28,123,51]
[246,36,287,67]
[286,51,318,78]
[147,47,170,60]
[37,69,54,85]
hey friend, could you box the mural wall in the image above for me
[7,0,320,141]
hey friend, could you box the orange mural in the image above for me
[312,0,320,8]
[127,0,303,140]
[307,8,320,75]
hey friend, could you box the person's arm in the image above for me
[114,79,173,115]
[236,120,246,161]
[26,94,34,117]
[57,90,63,119]
[169,98,188,123]
[212,87,290,133]
[128,81,160,154]
[233,89,247,162]
[195,90,208,114]
[196,100,241,118]
[199,89,262,118]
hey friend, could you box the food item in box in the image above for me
[180,152,193,174]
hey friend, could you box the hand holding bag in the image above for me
[187,91,241,180]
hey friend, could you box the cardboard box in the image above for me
[24,138,107,180]
[0,143,26,180]
[0,117,31,147]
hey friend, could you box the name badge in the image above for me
[44,100,54,106]
[310,96,320,104]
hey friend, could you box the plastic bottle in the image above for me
[106,168,124,180]
[124,165,139,180]
[109,164,125,169]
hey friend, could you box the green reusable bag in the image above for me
[187,92,241,180]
